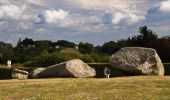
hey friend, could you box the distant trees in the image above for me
[101,41,120,54]
[21,38,34,47]
[54,40,76,48]
[78,42,94,54]
[0,48,15,64]
[150,36,170,62]
[0,42,15,63]
[98,26,170,62]
[127,26,158,47]
[0,26,170,64]
[0,41,13,49]
[35,40,52,50]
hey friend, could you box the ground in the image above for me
[0,76,170,100]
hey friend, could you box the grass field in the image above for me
[0,76,170,100]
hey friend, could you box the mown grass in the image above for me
[0,76,170,100]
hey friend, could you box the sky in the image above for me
[0,0,170,46]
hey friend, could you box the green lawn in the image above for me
[0,76,170,100]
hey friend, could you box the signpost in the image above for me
[7,60,11,68]
[75,46,78,50]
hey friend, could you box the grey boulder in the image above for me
[30,59,96,78]
[110,47,164,76]
[12,69,29,79]
[28,68,45,79]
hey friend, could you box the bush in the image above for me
[24,48,83,67]
[12,63,23,68]
[0,66,34,79]
[59,48,83,58]
[24,50,111,67]
[81,54,94,63]
[90,54,110,63]
[164,63,170,75]
[0,48,16,64]
[0,67,12,79]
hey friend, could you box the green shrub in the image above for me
[59,48,83,58]
[81,54,95,63]
[0,67,12,79]
[12,63,23,68]
[0,48,16,64]
[0,66,34,79]
[24,61,39,67]
[24,48,83,67]
[89,54,110,63]
[164,63,170,75]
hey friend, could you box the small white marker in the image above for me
[7,60,11,68]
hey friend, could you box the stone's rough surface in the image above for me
[12,69,29,79]
[28,68,45,79]
[30,59,96,78]
[110,47,164,76]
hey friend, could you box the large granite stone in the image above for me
[29,59,96,78]
[28,68,45,79]
[12,69,28,79]
[110,47,164,76]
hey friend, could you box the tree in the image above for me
[117,39,130,48]
[22,38,34,47]
[0,41,13,49]
[128,26,158,47]
[35,40,52,50]
[94,45,102,54]
[0,48,16,64]
[14,38,47,63]
[78,42,94,54]
[150,36,170,62]
[139,26,158,47]
[56,40,76,48]
[101,41,120,54]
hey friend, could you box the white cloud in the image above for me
[103,10,145,25]
[17,22,32,30]
[112,12,127,25]
[36,9,69,25]
[35,17,42,24]
[0,21,6,26]
[44,9,69,23]
[26,0,44,6]
[0,0,11,4]
[146,0,170,23]
[36,7,144,29]
[0,4,26,20]
[159,0,170,12]
[127,13,145,24]
[0,0,169,46]
[66,0,142,11]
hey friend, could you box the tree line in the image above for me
[0,26,170,65]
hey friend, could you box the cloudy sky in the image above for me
[0,0,170,45]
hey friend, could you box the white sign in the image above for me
[75,46,78,49]
[7,60,11,68]
[56,46,59,49]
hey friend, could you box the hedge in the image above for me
[0,67,34,80]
